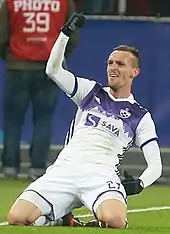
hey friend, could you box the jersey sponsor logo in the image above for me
[84,113,120,136]
[84,113,100,127]
[13,0,60,12]
[101,121,120,136]
[120,108,131,118]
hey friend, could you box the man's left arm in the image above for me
[122,112,162,195]
[136,112,162,188]
[139,140,162,188]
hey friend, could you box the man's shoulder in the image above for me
[130,95,148,113]
[134,101,148,113]
[131,98,155,128]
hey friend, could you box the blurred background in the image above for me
[0,0,170,182]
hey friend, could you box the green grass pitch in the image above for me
[0,179,170,234]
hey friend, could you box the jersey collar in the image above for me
[103,87,135,104]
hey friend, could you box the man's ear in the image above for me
[133,68,140,77]
[130,68,140,79]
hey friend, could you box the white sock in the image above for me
[33,216,63,226]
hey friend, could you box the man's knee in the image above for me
[8,210,27,225]
[8,199,42,225]
[97,209,126,229]
[103,212,126,228]
[96,199,127,229]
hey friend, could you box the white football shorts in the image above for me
[17,159,127,220]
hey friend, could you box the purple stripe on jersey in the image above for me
[64,118,76,146]
[80,83,148,137]
[140,137,158,149]
[69,76,78,98]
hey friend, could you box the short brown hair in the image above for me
[113,45,140,68]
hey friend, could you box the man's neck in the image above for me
[109,88,131,99]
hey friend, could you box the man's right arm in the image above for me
[0,0,9,60]
[46,31,75,94]
[64,0,79,58]
[46,13,96,106]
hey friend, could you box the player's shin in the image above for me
[33,216,63,226]
[33,213,84,227]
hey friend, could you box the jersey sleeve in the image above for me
[68,77,96,106]
[135,112,158,149]
[48,66,96,106]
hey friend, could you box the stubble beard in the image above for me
[108,82,120,92]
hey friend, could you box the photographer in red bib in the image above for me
[0,0,79,179]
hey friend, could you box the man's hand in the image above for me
[122,170,144,196]
[61,12,85,37]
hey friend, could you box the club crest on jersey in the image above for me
[120,108,131,118]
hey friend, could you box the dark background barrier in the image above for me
[0,18,170,146]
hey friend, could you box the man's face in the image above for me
[107,50,139,92]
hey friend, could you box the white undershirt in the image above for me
[139,141,162,188]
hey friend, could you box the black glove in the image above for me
[121,170,144,196]
[61,12,85,37]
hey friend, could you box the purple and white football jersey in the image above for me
[58,78,158,171]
